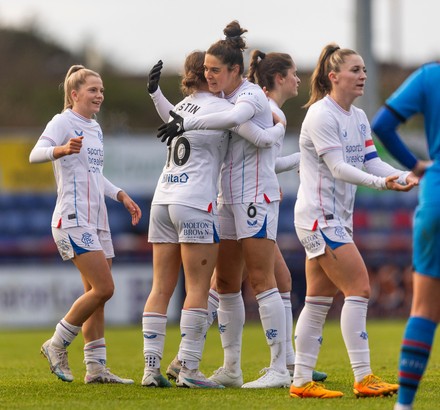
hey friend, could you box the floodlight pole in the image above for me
[355,0,379,118]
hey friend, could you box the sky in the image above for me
[0,0,438,75]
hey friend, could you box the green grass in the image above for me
[0,320,439,409]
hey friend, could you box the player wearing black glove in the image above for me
[147,60,163,94]
[157,111,185,145]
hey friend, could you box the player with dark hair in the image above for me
[157,20,291,388]
[143,50,284,388]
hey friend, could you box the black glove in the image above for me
[147,60,163,94]
[157,111,185,146]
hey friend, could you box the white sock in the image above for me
[394,404,413,410]
[280,291,295,367]
[142,312,167,369]
[51,318,81,349]
[293,296,333,386]
[256,288,286,373]
[84,338,106,373]
[217,292,245,374]
[340,296,371,382]
[178,308,208,370]
[207,289,220,327]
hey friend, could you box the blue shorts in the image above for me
[413,203,440,278]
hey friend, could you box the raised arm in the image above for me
[29,136,83,163]
[147,60,175,123]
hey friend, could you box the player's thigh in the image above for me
[413,204,440,278]
[72,250,114,294]
[317,242,370,298]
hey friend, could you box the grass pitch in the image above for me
[1,320,439,409]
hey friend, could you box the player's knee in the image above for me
[95,283,114,302]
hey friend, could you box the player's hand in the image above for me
[118,191,142,226]
[147,60,163,94]
[412,159,433,177]
[54,136,83,158]
[272,111,286,127]
[262,86,270,98]
[405,172,420,186]
[157,111,185,146]
[385,175,416,192]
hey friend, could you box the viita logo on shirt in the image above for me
[161,173,189,183]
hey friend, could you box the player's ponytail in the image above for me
[181,51,207,96]
[247,50,266,84]
[247,50,294,92]
[207,20,248,75]
[304,43,358,108]
[62,65,100,112]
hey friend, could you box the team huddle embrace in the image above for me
[31,18,438,410]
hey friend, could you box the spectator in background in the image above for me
[375,264,405,315]
[372,61,439,410]
[290,43,418,399]
[29,65,142,384]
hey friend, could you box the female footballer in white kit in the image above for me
[246,49,327,384]
[157,20,291,389]
[142,51,285,388]
[289,44,418,399]
[29,65,141,384]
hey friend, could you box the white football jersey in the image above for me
[152,91,230,211]
[295,96,374,230]
[219,79,280,204]
[37,109,117,230]
[269,98,286,160]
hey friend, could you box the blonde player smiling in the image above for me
[30,65,141,384]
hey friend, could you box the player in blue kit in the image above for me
[372,62,440,410]
[30,65,141,384]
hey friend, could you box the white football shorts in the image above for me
[218,201,279,241]
[148,204,220,244]
[52,226,114,261]
[295,224,353,259]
